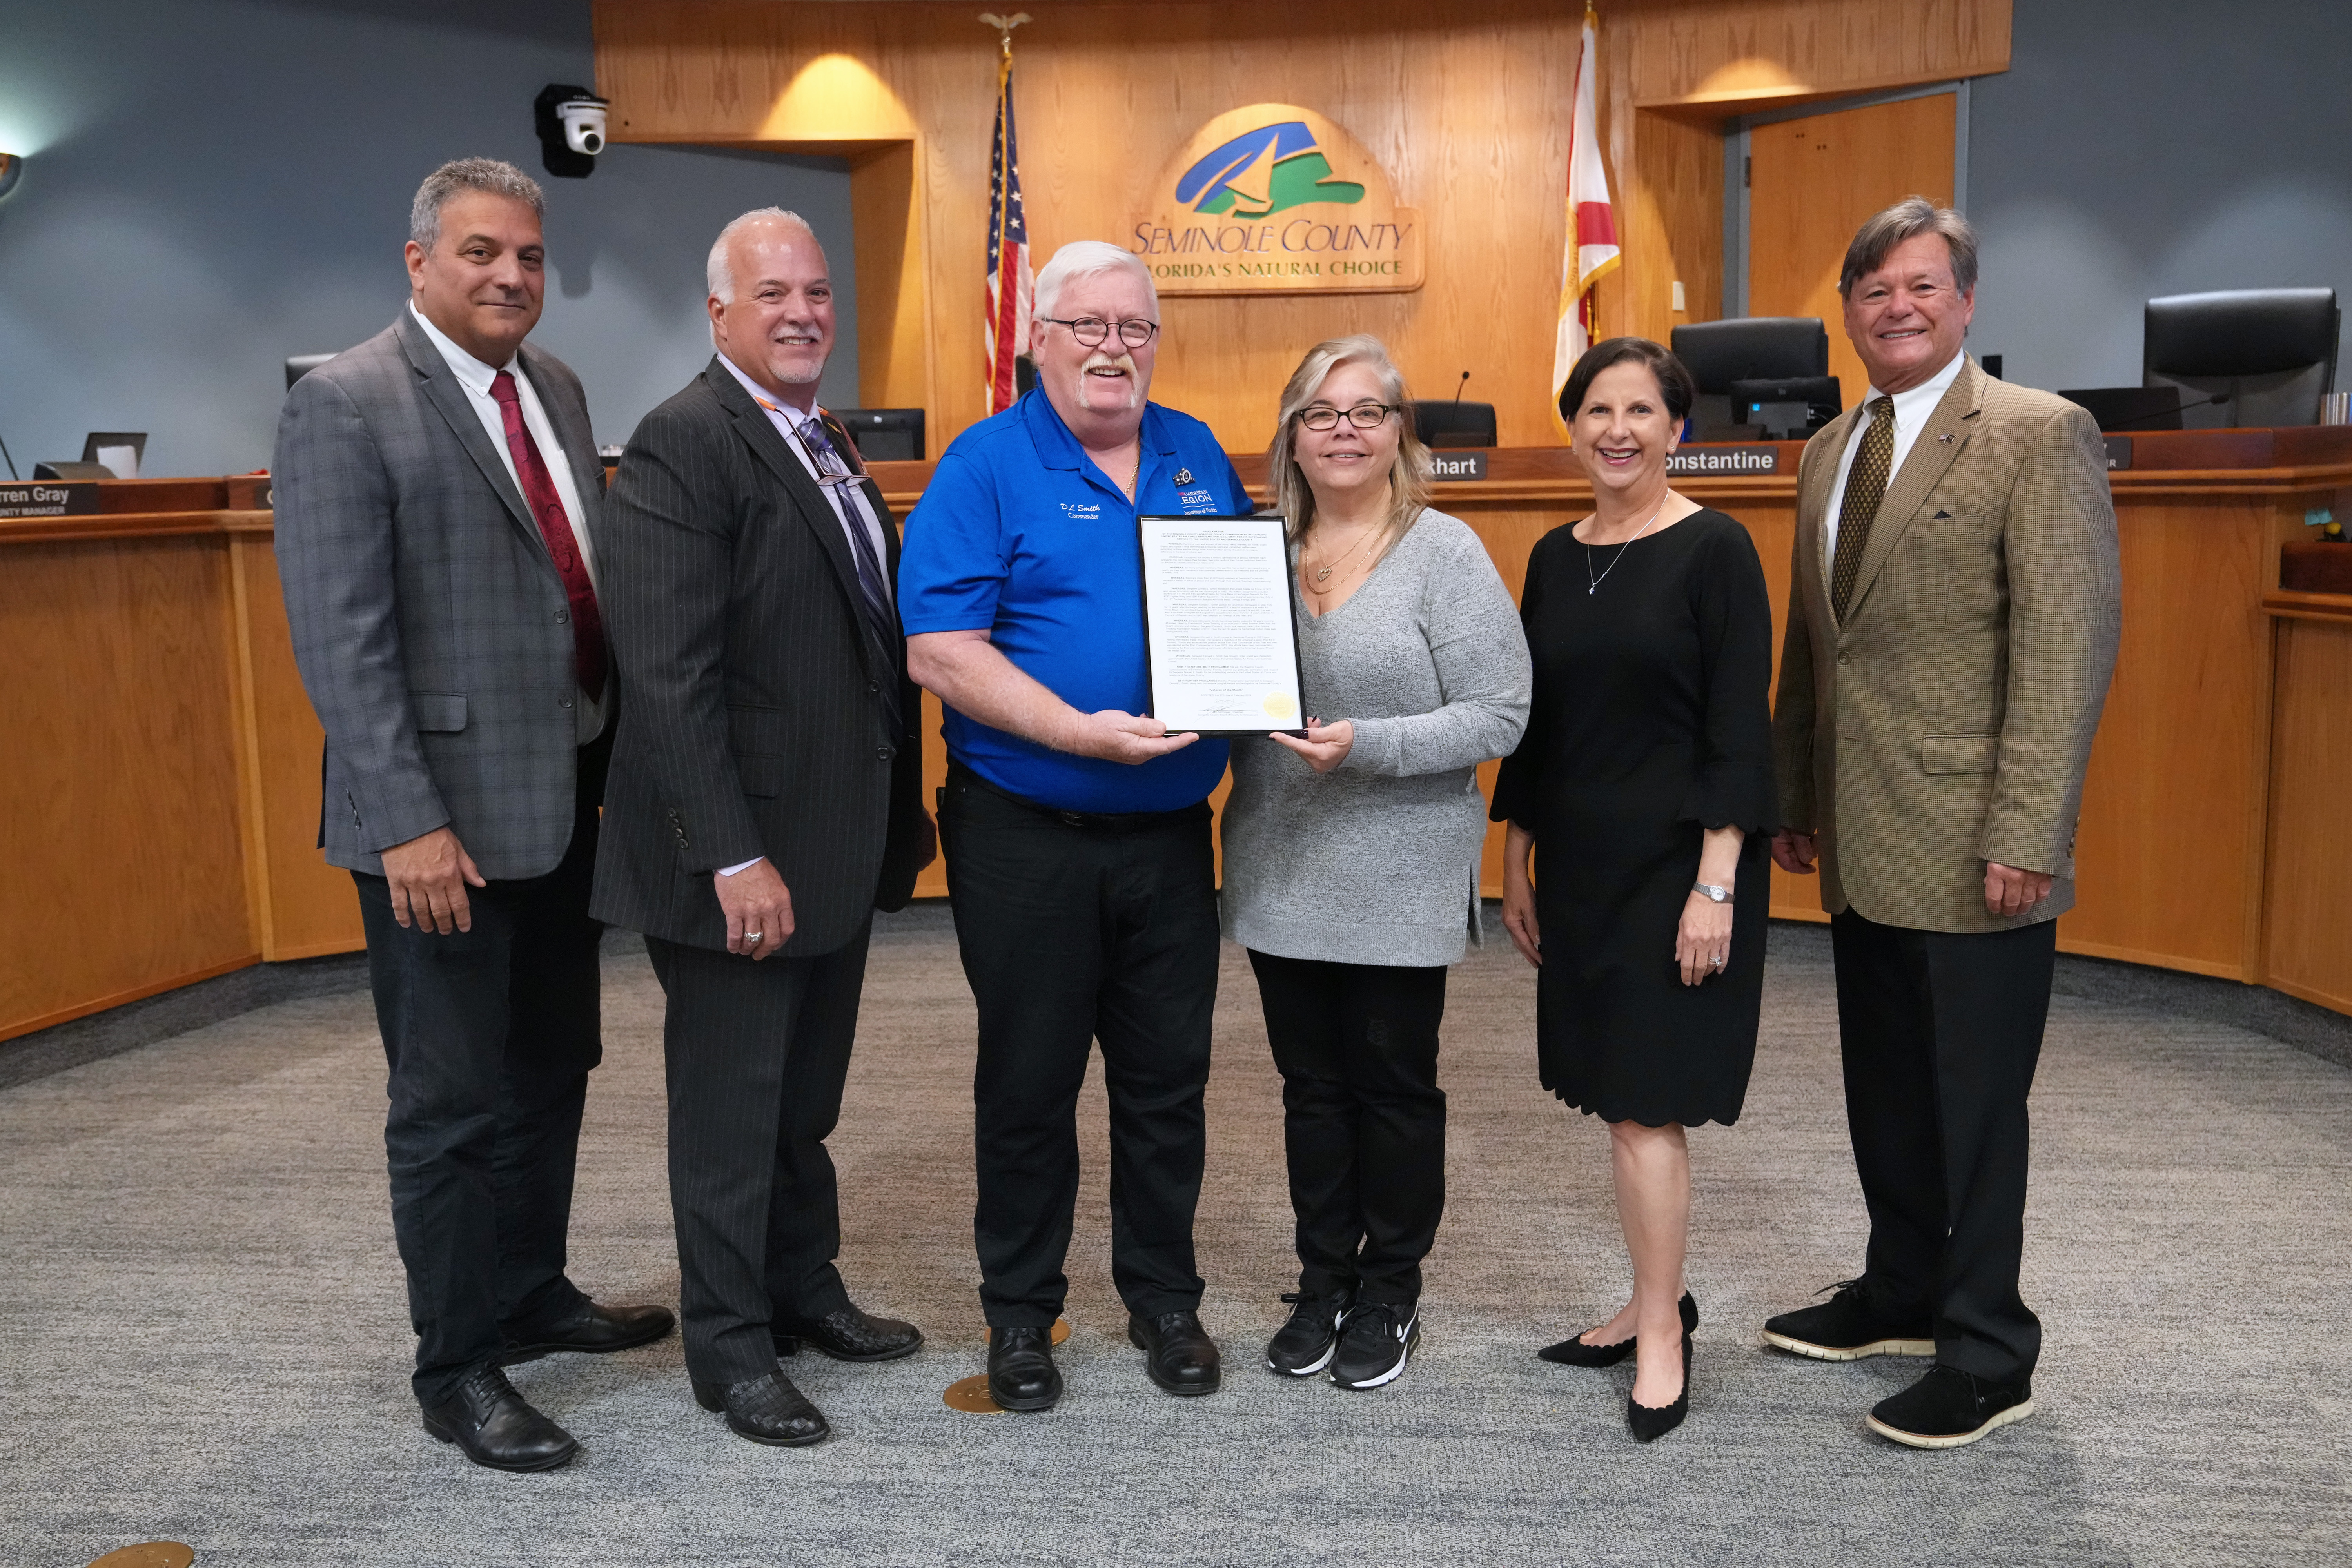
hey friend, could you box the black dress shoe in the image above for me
[691,1368,831,1447]
[1866,1363,2033,1449]
[1626,1332,1691,1444]
[1762,1278,1933,1362]
[421,1365,579,1472]
[773,1303,923,1363]
[986,1325,1063,1412]
[502,1298,676,1362]
[1539,1292,1698,1367]
[1128,1309,1221,1397]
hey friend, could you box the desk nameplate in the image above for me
[1667,445,1779,477]
[0,481,99,518]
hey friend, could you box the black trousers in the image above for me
[354,793,603,1407]
[645,921,870,1386]
[1247,951,1448,1307]
[1831,907,2058,1385]
[941,769,1220,1328]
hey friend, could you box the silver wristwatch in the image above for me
[1692,883,1733,903]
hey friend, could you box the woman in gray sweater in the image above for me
[1220,334,1531,1390]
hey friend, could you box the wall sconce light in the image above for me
[0,153,23,201]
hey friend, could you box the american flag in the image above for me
[984,47,1033,416]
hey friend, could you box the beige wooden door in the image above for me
[1748,95,1956,407]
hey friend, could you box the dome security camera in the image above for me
[558,98,608,157]
[534,83,611,179]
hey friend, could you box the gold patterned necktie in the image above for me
[1829,396,1896,621]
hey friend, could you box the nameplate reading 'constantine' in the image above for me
[0,481,99,518]
[1664,446,1780,477]
[1129,105,1423,296]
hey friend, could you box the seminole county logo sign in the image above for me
[1128,105,1423,296]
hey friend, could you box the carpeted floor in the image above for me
[2,908,2347,1567]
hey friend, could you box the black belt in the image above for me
[950,763,1205,832]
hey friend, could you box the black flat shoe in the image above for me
[1626,1333,1691,1444]
[1539,1291,1697,1367]
[774,1303,923,1363]
[1128,1309,1222,1397]
[501,1297,676,1362]
[421,1365,579,1472]
[691,1368,831,1447]
[986,1325,1063,1412]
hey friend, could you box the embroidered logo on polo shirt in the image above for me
[1178,489,1218,512]
[1060,500,1102,519]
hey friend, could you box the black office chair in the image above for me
[829,408,927,463]
[1669,318,1838,438]
[1411,401,1497,448]
[286,354,335,390]
[2144,288,2340,428]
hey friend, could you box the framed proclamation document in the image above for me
[1136,513,1308,736]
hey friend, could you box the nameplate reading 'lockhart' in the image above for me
[0,481,100,518]
[1429,451,1488,481]
[1128,105,1423,296]
[1665,445,1780,477]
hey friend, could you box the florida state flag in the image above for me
[1553,7,1620,439]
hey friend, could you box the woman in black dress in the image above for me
[1492,338,1778,1442]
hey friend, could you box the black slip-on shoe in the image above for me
[421,1365,579,1472]
[1329,1300,1420,1390]
[1539,1291,1697,1367]
[986,1325,1063,1412]
[1866,1363,2034,1449]
[1626,1333,1691,1444]
[1129,1309,1223,1396]
[774,1303,923,1363]
[1266,1289,1353,1378]
[501,1298,675,1363]
[1762,1279,1934,1361]
[691,1368,831,1447]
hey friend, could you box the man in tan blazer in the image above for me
[1762,198,2121,1450]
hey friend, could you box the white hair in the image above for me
[705,207,820,303]
[1033,240,1158,321]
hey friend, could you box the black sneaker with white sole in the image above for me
[1328,1300,1419,1389]
[1265,1288,1353,1377]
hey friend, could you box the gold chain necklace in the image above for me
[1304,519,1381,592]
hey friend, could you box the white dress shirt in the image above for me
[1821,348,1969,575]
[408,301,604,743]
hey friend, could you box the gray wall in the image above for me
[1969,0,2352,390]
[0,0,858,478]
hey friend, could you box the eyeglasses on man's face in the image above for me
[1037,315,1160,350]
[1297,401,1398,432]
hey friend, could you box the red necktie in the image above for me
[490,370,607,700]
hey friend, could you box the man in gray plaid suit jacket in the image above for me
[274,159,671,1474]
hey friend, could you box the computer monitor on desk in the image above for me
[1670,318,1838,439]
[2144,288,2339,428]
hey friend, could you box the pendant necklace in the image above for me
[1305,520,1379,591]
[1583,496,1668,595]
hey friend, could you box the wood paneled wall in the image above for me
[593,0,2007,454]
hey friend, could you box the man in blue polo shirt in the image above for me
[901,240,1250,1412]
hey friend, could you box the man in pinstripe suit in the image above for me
[275,159,673,1474]
[592,209,935,1448]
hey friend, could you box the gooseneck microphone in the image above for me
[1454,371,1471,403]
[2104,391,2232,432]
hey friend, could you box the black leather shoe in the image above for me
[421,1365,579,1472]
[1866,1363,2033,1449]
[502,1298,676,1362]
[1763,1278,1933,1362]
[1128,1309,1222,1397]
[691,1368,831,1447]
[986,1325,1063,1412]
[1626,1332,1691,1444]
[774,1303,923,1363]
[1539,1292,1698,1367]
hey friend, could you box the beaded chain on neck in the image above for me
[1583,495,1668,595]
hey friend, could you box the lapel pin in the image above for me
[1173,468,1193,485]
[1939,433,1956,444]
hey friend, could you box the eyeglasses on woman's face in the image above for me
[1036,315,1160,350]
[1297,401,1398,432]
